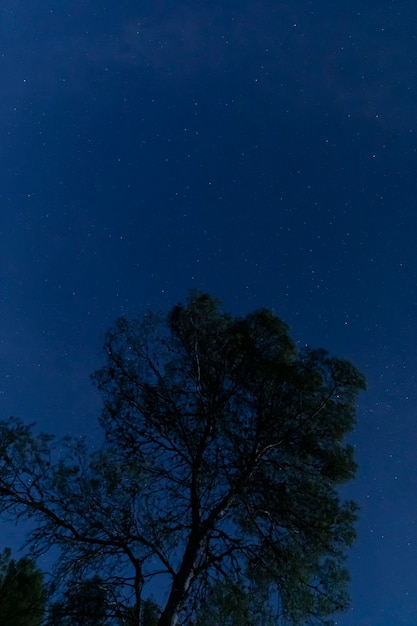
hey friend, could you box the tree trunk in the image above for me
[158,531,203,626]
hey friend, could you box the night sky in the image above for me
[1,1,417,624]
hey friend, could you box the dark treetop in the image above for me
[0,292,365,626]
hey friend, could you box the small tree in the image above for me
[0,548,45,626]
[0,292,365,626]
[47,576,108,626]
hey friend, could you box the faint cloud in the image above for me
[3,1,417,131]
[117,5,239,75]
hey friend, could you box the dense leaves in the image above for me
[0,292,365,626]
[0,549,45,626]
[47,576,108,626]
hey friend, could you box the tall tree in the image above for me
[0,548,45,626]
[0,292,365,626]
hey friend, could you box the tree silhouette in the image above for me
[0,548,45,626]
[0,292,365,626]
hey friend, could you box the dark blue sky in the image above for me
[2,1,417,624]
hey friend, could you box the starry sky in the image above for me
[1,1,417,624]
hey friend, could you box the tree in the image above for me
[117,598,160,626]
[47,576,108,626]
[0,548,45,626]
[141,599,160,626]
[0,292,365,626]
[191,576,266,626]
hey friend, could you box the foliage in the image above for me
[46,578,159,626]
[0,292,365,626]
[47,576,109,626]
[0,548,45,626]
[141,598,160,626]
[191,576,270,626]
[118,598,160,626]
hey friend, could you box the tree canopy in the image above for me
[0,292,365,626]
[46,576,109,626]
[0,548,45,626]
